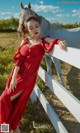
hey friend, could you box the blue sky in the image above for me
[0,0,80,24]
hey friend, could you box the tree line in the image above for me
[0,17,80,32]
[0,17,18,32]
[55,22,80,29]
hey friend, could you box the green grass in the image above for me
[20,101,55,133]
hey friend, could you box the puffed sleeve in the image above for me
[13,43,29,67]
[41,37,60,53]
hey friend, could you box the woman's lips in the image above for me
[35,32,38,34]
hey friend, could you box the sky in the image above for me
[0,0,80,24]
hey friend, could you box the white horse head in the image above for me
[18,2,80,49]
[18,3,54,37]
[18,2,41,34]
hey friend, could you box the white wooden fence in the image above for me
[31,45,80,133]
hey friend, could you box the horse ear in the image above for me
[28,2,31,9]
[20,2,24,9]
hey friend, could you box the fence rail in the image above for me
[31,45,80,133]
[49,45,80,69]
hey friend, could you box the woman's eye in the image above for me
[30,28,33,30]
[35,25,39,28]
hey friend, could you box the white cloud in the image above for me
[72,9,80,17]
[20,3,63,14]
[0,12,12,15]
[14,13,19,18]
[72,10,77,13]
[24,5,27,8]
[39,1,44,5]
[31,4,61,13]
[45,17,55,22]
[4,16,11,20]
[56,13,70,18]
[0,11,19,19]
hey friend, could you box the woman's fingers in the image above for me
[9,79,17,93]
[61,41,68,51]
[10,84,15,92]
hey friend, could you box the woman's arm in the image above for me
[12,66,20,79]
[45,37,68,51]
[10,66,20,92]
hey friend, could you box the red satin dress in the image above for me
[0,37,59,132]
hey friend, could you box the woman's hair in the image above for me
[18,15,40,37]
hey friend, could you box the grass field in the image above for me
[0,32,80,133]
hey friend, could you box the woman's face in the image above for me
[27,19,41,38]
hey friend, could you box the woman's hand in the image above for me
[58,40,68,51]
[9,77,17,92]
[9,66,20,93]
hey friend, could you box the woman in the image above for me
[0,15,67,133]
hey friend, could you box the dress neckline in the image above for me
[26,38,42,48]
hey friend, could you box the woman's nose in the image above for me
[33,29,37,33]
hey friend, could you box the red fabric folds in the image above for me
[0,37,61,132]
[13,40,29,67]
[41,37,60,53]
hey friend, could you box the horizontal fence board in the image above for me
[49,46,80,69]
[34,85,68,133]
[38,67,80,123]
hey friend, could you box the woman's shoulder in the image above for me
[20,38,28,46]
[19,38,29,49]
